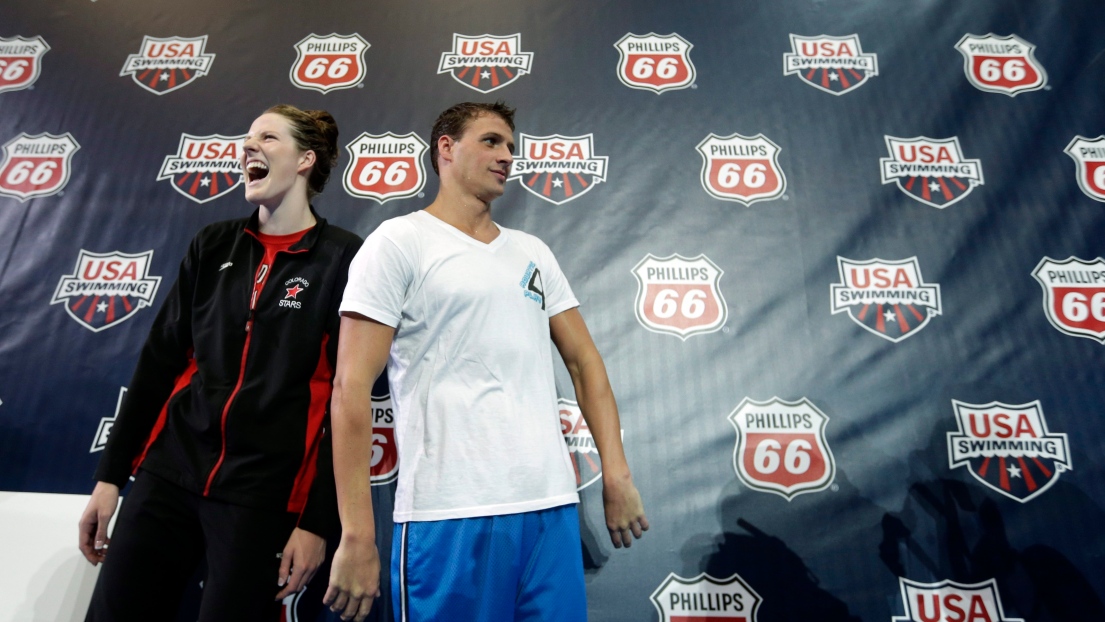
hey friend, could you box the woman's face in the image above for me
[240,113,313,207]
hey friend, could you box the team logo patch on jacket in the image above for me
[893,578,1024,622]
[956,33,1046,96]
[559,399,623,491]
[51,250,162,332]
[0,36,50,93]
[0,132,79,201]
[289,33,369,93]
[157,134,244,204]
[119,36,215,95]
[614,33,695,93]
[880,136,984,208]
[508,134,608,205]
[437,34,532,93]
[831,257,941,343]
[1032,256,1105,343]
[90,387,126,453]
[1064,136,1105,203]
[697,133,786,205]
[729,397,835,500]
[279,277,309,310]
[947,400,1071,503]
[650,572,762,622]
[633,254,726,340]
[783,34,877,95]
[370,390,398,485]
[343,132,428,203]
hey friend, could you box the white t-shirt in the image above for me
[340,210,581,522]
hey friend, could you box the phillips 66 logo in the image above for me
[1032,256,1105,343]
[614,33,695,93]
[559,398,623,491]
[729,397,835,500]
[650,573,762,622]
[119,36,215,95]
[697,133,786,205]
[370,389,398,485]
[0,36,50,93]
[437,34,533,93]
[157,134,244,203]
[831,257,942,342]
[508,134,608,205]
[955,34,1046,96]
[1064,136,1105,203]
[783,34,878,95]
[289,33,369,93]
[0,132,79,201]
[948,400,1071,503]
[343,132,428,203]
[893,578,1023,622]
[633,254,727,340]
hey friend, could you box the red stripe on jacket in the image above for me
[287,334,332,514]
[131,355,199,473]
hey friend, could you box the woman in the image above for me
[78,105,363,620]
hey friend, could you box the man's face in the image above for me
[442,113,515,202]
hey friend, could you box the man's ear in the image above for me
[437,135,455,169]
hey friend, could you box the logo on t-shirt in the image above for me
[90,387,126,453]
[650,572,762,622]
[519,261,545,310]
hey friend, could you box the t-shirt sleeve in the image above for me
[339,221,415,327]
[538,240,579,318]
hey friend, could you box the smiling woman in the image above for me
[77,105,363,621]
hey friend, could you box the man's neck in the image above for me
[424,186,499,243]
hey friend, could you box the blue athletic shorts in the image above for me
[391,504,587,622]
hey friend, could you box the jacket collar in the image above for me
[243,206,326,251]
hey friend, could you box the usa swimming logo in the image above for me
[650,573,762,622]
[956,33,1046,96]
[437,34,533,93]
[508,134,608,205]
[881,136,984,208]
[831,257,941,342]
[783,34,878,95]
[893,578,1023,622]
[157,134,244,203]
[119,36,215,95]
[51,250,162,332]
[559,398,623,491]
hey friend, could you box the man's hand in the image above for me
[276,528,327,600]
[78,481,120,565]
[602,470,649,548]
[323,535,381,621]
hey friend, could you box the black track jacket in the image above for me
[95,209,362,537]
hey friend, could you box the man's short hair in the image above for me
[430,101,516,175]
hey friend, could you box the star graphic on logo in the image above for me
[160,72,170,81]
[481,70,490,79]
[928,181,941,192]
[883,310,896,322]
[285,284,304,299]
[551,177,563,188]
[200,177,210,187]
[829,71,839,82]
[96,301,108,313]
[1007,464,1022,479]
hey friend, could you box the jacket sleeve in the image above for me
[297,234,362,538]
[93,234,199,487]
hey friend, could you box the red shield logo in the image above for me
[50,250,162,332]
[614,33,695,93]
[0,132,79,201]
[0,36,50,93]
[157,134,244,204]
[343,132,428,203]
[880,136,984,209]
[783,34,878,95]
[697,133,786,205]
[289,33,369,93]
[437,34,533,93]
[370,391,398,485]
[508,134,608,205]
[650,573,762,622]
[633,254,727,340]
[558,399,622,491]
[948,400,1071,503]
[729,397,835,500]
[1064,135,1105,203]
[831,257,942,343]
[893,578,1024,622]
[119,36,215,95]
[956,33,1046,96]
[1032,256,1105,343]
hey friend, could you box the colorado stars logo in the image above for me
[880,136,984,208]
[437,34,533,93]
[508,134,608,205]
[783,34,878,95]
[119,36,215,95]
[956,33,1047,96]
[157,134,244,204]
[831,257,941,343]
[0,36,50,94]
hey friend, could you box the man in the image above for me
[324,102,647,622]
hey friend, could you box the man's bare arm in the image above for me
[550,308,648,548]
[323,314,395,622]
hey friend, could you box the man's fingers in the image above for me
[638,516,650,532]
[354,594,375,622]
[341,594,364,621]
[328,591,350,614]
[322,585,339,607]
[630,520,644,539]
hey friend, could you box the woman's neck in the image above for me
[258,195,316,235]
